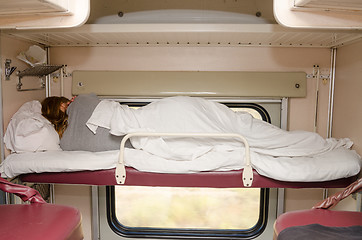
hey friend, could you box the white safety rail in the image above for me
[115,132,253,187]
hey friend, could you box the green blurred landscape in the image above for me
[115,186,260,230]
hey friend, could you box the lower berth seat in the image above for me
[273,178,362,240]
[0,177,83,240]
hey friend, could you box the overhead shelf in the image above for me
[17,65,63,78]
[3,23,362,48]
[16,64,63,91]
[1,0,361,47]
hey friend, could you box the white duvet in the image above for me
[88,96,354,158]
[1,96,361,182]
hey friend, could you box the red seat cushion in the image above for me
[274,209,362,236]
[0,203,82,240]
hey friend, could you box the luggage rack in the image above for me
[17,65,63,91]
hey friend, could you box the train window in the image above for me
[107,187,268,239]
[106,102,271,239]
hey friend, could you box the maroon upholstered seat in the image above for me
[0,177,83,240]
[274,208,362,236]
[273,178,362,239]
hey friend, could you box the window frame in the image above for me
[107,187,269,239]
[222,102,271,123]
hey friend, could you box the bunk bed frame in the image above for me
[12,70,359,189]
[20,166,357,188]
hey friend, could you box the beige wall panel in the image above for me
[54,185,92,240]
[1,35,46,156]
[72,70,306,98]
[333,40,362,156]
[331,40,362,211]
[284,188,324,212]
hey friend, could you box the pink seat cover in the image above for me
[0,177,83,240]
[0,204,82,240]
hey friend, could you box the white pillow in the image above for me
[4,100,62,153]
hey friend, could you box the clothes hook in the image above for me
[5,59,17,80]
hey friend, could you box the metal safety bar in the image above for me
[115,132,253,187]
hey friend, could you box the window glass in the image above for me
[114,186,260,229]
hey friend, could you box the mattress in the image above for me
[1,147,360,188]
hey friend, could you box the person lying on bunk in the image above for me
[40,93,356,162]
[4,93,359,182]
[42,94,131,152]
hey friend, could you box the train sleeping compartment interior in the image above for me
[0,71,360,188]
[1,1,362,239]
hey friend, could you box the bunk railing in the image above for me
[115,132,253,187]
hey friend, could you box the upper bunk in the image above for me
[1,0,362,48]
[1,71,360,188]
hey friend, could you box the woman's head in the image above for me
[41,96,70,138]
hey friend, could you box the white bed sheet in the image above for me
[1,146,360,182]
[0,150,119,178]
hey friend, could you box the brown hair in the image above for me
[41,96,69,138]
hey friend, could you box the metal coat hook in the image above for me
[5,59,17,80]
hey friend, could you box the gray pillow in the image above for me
[60,93,130,151]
